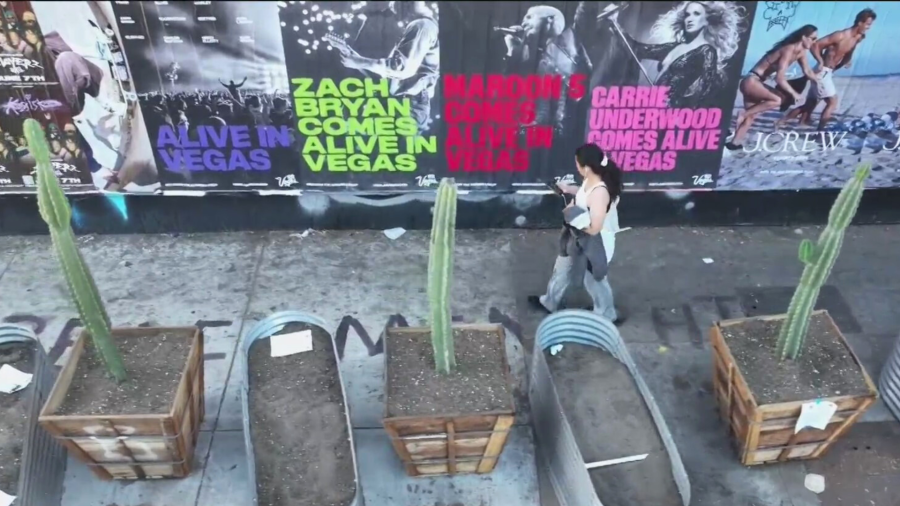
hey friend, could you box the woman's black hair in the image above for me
[767,24,817,56]
[575,143,622,205]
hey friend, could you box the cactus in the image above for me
[428,178,457,374]
[25,119,127,383]
[776,164,870,361]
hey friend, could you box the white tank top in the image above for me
[575,180,621,262]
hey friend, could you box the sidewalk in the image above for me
[0,226,898,506]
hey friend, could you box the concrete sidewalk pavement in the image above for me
[0,226,898,506]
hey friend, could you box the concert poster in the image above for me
[0,0,93,189]
[279,1,443,190]
[111,0,300,190]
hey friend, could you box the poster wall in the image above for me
[5,1,900,193]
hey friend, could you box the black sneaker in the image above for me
[725,141,743,151]
[527,295,551,314]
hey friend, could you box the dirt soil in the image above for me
[0,341,35,496]
[248,322,356,506]
[546,343,683,506]
[55,331,192,416]
[722,313,872,405]
[386,327,514,418]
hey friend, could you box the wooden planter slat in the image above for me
[383,324,516,478]
[38,327,204,480]
[710,310,878,465]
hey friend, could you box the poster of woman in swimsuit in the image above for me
[718,1,900,190]
[585,1,755,189]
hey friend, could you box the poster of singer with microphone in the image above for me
[583,1,755,189]
[441,2,603,188]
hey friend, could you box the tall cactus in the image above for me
[24,119,127,383]
[428,178,457,374]
[776,164,871,361]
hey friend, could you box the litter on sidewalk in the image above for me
[585,453,649,470]
[0,364,32,394]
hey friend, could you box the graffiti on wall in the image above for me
[0,0,896,194]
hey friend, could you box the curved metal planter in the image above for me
[528,310,691,506]
[879,334,900,422]
[0,324,66,506]
[240,311,362,506]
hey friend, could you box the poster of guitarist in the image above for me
[325,1,440,133]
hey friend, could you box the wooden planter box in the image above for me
[38,327,204,480]
[383,324,516,478]
[710,311,878,465]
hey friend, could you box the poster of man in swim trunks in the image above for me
[717,1,900,190]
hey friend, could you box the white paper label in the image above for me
[270,330,313,358]
[795,400,838,433]
[804,473,826,494]
[0,364,33,394]
[0,489,16,506]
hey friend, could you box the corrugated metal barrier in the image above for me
[0,324,66,506]
[879,335,900,422]
[240,311,363,506]
[529,310,691,506]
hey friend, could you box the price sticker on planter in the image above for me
[0,489,15,506]
[270,330,313,358]
[795,400,838,433]
[0,364,33,394]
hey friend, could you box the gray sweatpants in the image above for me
[539,256,617,321]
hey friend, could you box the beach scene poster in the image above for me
[718,1,900,190]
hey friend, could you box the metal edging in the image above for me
[240,311,363,506]
[0,324,67,506]
[879,334,900,422]
[529,310,691,506]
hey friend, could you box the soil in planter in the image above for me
[248,322,356,506]
[0,341,35,496]
[722,313,872,405]
[546,344,682,506]
[386,328,513,418]
[55,331,191,416]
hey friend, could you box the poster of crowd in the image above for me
[279,1,443,190]
[718,1,900,190]
[111,0,301,190]
[0,0,94,189]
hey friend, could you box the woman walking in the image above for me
[529,143,624,324]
